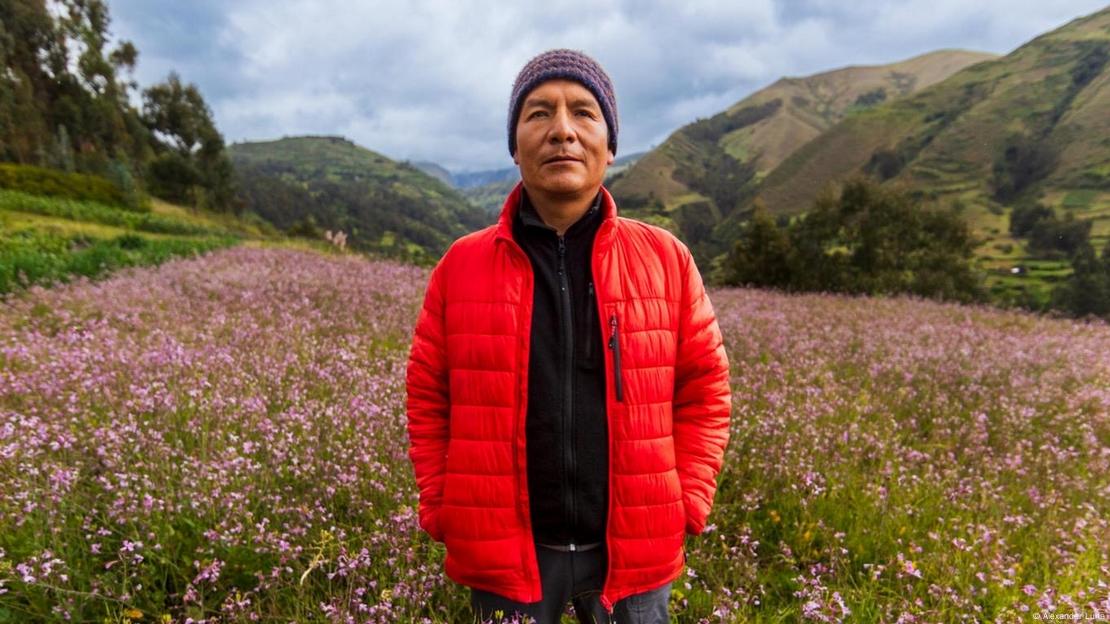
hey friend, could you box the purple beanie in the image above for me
[507,48,618,157]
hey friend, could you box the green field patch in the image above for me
[149,198,279,238]
[664,192,712,213]
[720,126,757,163]
[0,189,227,237]
[0,227,240,295]
[1061,189,1099,210]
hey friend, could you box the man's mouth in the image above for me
[545,156,581,164]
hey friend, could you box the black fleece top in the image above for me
[512,187,609,547]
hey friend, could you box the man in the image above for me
[406,48,732,623]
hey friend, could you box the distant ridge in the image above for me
[228,135,488,264]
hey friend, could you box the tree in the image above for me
[724,199,795,289]
[141,71,236,211]
[0,0,148,187]
[1009,202,1054,237]
[1050,240,1110,319]
[992,132,1058,203]
[836,177,984,302]
[0,0,65,163]
[1027,212,1091,258]
[723,175,987,304]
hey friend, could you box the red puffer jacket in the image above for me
[406,181,732,614]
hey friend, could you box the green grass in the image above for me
[0,227,240,295]
[0,162,138,210]
[0,189,227,237]
[0,188,335,297]
[1062,189,1098,210]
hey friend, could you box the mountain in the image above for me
[457,151,648,214]
[228,136,488,264]
[411,161,454,186]
[453,167,520,189]
[608,49,997,260]
[749,7,1110,297]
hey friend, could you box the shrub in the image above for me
[0,162,143,211]
[724,176,987,304]
[0,189,223,236]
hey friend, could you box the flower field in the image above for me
[0,246,1107,623]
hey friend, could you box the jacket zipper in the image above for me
[585,281,594,360]
[601,308,620,614]
[608,313,623,402]
[557,235,576,538]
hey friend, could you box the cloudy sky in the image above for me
[105,0,1107,173]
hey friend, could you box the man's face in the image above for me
[513,79,614,198]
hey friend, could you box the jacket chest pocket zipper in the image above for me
[608,313,624,402]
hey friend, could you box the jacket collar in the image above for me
[517,186,601,238]
[496,180,618,245]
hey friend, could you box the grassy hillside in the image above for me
[228,136,489,265]
[608,49,996,259]
[0,170,348,296]
[753,6,1110,305]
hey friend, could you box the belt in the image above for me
[537,541,602,552]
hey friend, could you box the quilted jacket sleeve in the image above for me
[673,242,732,536]
[406,259,451,543]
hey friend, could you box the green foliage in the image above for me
[724,176,988,303]
[0,0,233,214]
[1008,202,1054,237]
[286,215,323,239]
[992,133,1059,203]
[864,148,905,181]
[0,162,141,211]
[0,228,239,295]
[1009,201,1093,258]
[853,88,888,108]
[1061,189,1098,209]
[683,99,782,143]
[1050,239,1110,319]
[141,71,238,213]
[0,1,151,180]
[146,150,203,206]
[725,199,795,288]
[1028,212,1091,258]
[0,189,224,236]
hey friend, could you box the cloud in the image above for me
[105,0,1108,172]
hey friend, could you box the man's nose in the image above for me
[548,107,575,143]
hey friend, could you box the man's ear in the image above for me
[607,149,615,166]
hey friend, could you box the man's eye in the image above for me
[530,111,547,118]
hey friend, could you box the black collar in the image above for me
[517,188,602,238]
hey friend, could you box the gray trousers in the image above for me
[469,541,672,623]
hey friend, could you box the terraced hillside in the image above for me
[753,7,1110,302]
[608,49,995,259]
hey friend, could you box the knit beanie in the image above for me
[507,48,618,158]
